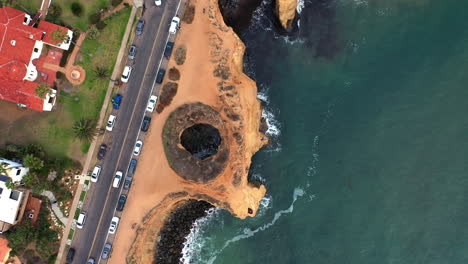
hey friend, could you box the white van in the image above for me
[113,171,123,188]
[169,17,180,34]
[121,66,132,83]
[91,165,101,183]
[106,114,116,132]
[76,211,87,229]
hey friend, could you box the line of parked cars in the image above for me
[67,6,181,263]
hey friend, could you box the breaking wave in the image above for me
[207,188,305,264]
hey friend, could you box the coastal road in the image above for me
[69,1,181,263]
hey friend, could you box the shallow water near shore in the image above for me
[182,0,468,263]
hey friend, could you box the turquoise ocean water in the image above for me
[182,0,468,263]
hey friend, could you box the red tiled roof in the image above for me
[37,20,70,46]
[0,7,67,112]
[0,237,11,263]
[23,194,42,226]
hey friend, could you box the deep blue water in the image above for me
[182,0,468,263]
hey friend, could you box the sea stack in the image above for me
[276,0,298,29]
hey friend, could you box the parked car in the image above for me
[169,16,180,34]
[141,116,151,132]
[91,165,101,183]
[133,140,143,156]
[146,95,158,113]
[116,194,127,212]
[102,243,112,259]
[121,65,132,83]
[136,19,145,35]
[108,216,120,234]
[155,0,162,6]
[123,175,132,190]
[164,42,174,58]
[97,144,107,160]
[128,159,138,174]
[113,171,123,188]
[128,45,137,60]
[112,94,122,109]
[87,258,95,264]
[76,211,87,229]
[156,68,166,84]
[66,248,75,264]
[106,114,116,131]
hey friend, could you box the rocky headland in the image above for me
[118,0,268,263]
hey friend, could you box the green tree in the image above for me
[0,162,8,175]
[35,83,52,99]
[73,118,97,142]
[4,223,36,255]
[4,178,15,189]
[21,173,37,186]
[50,27,68,44]
[87,25,100,40]
[23,154,44,171]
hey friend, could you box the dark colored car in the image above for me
[112,94,122,109]
[141,116,151,132]
[124,175,132,190]
[156,68,166,84]
[102,243,112,259]
[66,248,75,263]
[97,144,107,160]
[163,42,174,58]
[128,159,138,174]
[136,19,145,35]
[128,45,136,60]
[116,194,127,212]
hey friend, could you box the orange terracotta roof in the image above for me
[0,237,11,264]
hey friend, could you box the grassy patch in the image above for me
[53,0,109,31]
[81,141,91,153]
[6,0,41,13]
[0,7,132,160]
[79,191,86,202]
[84,179,90,185]
[74,208,81,220]
[68,229,75,240]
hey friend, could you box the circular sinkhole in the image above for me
[180,123,221,160]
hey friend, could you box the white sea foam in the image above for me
[262,108,281,137]
[180,208,221,264]
[297,0,305,14]
[207,188,305,264]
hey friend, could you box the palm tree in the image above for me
[35,83,52,99]
[73,118,97,142]
[23,154,44,171]
[93,66,118,83]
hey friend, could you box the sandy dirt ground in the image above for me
[109,0,267,263]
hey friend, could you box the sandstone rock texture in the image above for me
[276,0,298,29]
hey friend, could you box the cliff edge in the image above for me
[276,0,297,29]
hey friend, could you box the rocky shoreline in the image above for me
[154,200,213,264]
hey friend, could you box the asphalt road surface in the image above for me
[69,1,181,263]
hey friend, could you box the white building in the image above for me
[0,158,30,233]
[0,158,29,183]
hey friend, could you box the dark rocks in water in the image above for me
[218,0,263,33]
[180,123,222,160]
[154,200,214,264]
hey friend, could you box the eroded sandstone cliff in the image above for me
[276,0,297,29]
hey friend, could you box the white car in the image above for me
[76,212,87,229]
[108,216,120,234]
[146,95,158,112]
[121,66,132,83]
[113,171,123,188]
[133,140,143,156]
[106,114,116,131]
[169,16,180,34]
[91,165,101,183]
[155,0,162,6]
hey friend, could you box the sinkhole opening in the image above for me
[180,123,221,160]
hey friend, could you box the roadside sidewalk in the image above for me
[56,6,138,264]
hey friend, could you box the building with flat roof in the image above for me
[0,6,73,111]
[0,158,29,233]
